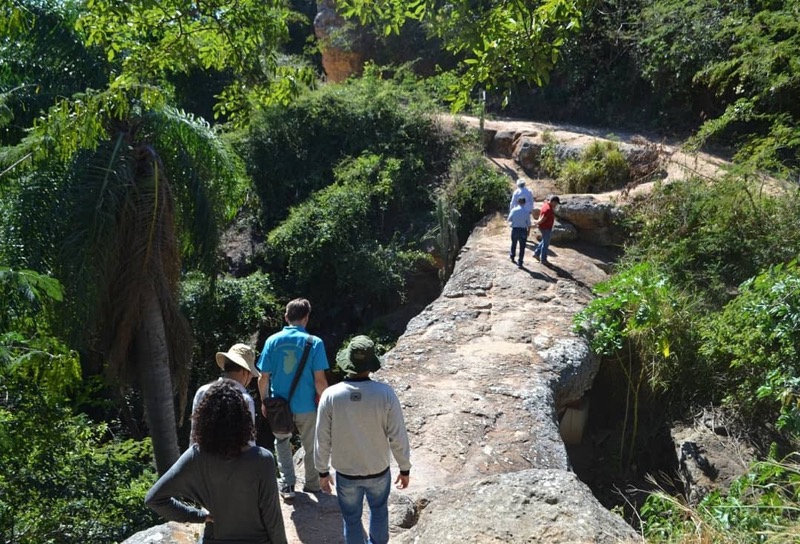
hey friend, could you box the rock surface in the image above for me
[314,0,368,82]
[395,469,640,543]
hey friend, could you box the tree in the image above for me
[692,1,800,178]
[336,0,590,110]
[0,0,284,474]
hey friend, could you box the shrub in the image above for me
[641,455,800,543]
[266,153,430,318]
[699,261,800,435]
[0,336,157,544]
[243,77,454,230]
[445,148,509,243]
[558,140,630,193]
[626,174,800,307]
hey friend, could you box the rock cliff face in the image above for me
[380,215,638,542]
[314,1,368,82]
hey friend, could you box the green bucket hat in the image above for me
[336,335,382,377]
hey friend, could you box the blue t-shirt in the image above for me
[257,325,329,414]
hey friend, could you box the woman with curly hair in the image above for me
[145,379,287,543]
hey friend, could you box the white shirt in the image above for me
[509,185,534,213]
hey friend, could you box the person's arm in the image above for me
[259,451,288,544]
[144,450,208,524]
[385,389,411,489]
[314,392,334,494]
[258,371,270,418]
[313,369,328,399]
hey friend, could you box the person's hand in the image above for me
[205,514,214,524]
[261,403,267,418]
[394,474,409,490]
[320,475,334,494]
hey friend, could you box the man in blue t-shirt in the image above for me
[258,298,329,500]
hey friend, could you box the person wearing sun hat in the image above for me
[190,343,259,444]
[509,178,534,215]
[315,335,411,544]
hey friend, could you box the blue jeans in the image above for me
[335,471,391,544]
[533,228,553,262]
[510,227,527,263]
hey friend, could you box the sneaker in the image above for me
[509,254,515,262]
[517,260,523,267]
[302,486,321,493]
[280,484,296,500]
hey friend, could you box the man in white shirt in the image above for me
[507,196,532,267]
[315,336,411,544]
[509,179,534,214]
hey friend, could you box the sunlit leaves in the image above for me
[75,0,315,123]
[337,0,588,111]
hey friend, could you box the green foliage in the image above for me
[575,261,701,464]
[538,131,562,177]
[692,2,800,177]
[0,271,156,543]
[180,270,283,384]
[577,262,698,388]
[0,0,107,146]
[0,365,157,543]
[266,153,429,314]
[633,0,732,108]
[336,0,590,110]
[558,140,630,193]
[700,261,800,434]
[444,147,509,243]
[642,455,800,543]
[243,76,452,230]
[626,174,800,306]
[425,193,460,285]
[75,0,315,125]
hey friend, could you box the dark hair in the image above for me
[223,359,248,374]
[285,298,311,322]
[191,380,254,457]
[549,195,561,204]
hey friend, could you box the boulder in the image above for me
[121,521,201,544]
[314,1,368,82]
[490,130,520,158]
[396,470,640,543]
[555,196,626,246]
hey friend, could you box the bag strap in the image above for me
[286,335,313,404]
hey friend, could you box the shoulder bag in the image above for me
[262,336,313,435]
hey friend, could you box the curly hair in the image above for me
[191,380,254,458]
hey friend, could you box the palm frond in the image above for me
[143,106,248,274]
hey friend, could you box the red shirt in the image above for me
[537,201,556,230]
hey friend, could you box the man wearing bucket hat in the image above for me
[190,343,260,445]
[315,335,411,544]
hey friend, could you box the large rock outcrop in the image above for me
[314,1,369,82]
[377,215,639,542]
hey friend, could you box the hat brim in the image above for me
[215,352,261,377]
[335,348,381,377]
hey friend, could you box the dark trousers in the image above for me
[510,227,527,263]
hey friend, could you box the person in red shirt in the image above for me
[532,195,560,265]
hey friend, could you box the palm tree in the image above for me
[2,99,246,473]
[0,0,313,473]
